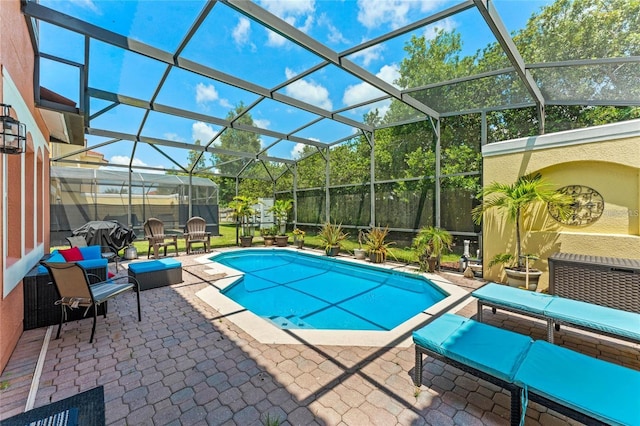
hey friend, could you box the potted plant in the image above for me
[260,226,276,246]
[412,226,453,272]
[472,173,572,290]
[364,226,394,263]
[293,228,305,249]
[274,233,289,247]
[318,222,348,256]
[353,229,367,260]
[229,195,257,247]
[269,199,293,236]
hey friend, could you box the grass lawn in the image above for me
[53,223,460,267]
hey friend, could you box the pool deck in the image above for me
[1,248,639,425]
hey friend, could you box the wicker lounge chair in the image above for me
[40,261,141,343]
[143,218,178,259]
[413,313,640,426]
[473,282,640,344]
[184,216,211,255]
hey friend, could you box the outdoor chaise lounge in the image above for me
[413,313,640,426]
[473,283,640,344]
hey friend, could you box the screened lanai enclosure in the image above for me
[49,167,219,246]
[25,0,639,250]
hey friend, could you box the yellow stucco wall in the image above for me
[481,120,640,290]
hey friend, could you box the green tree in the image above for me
[187,140,208,172]
[211,103,263,204]
[212,103,261,174]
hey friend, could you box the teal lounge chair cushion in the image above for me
[413,314,533,382]
[544,298,640,342]
[472,283,555,315]
[514,341,640,426]
[412,314,468,353]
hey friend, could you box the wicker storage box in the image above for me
[128,258,182,291]
[23,263,107,330]
[548,253,640,313]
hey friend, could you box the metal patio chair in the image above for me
[184,216,211,255]
[40,261,141,343]
[143,218,178,259]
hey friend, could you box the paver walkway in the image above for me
[1,251,638,425]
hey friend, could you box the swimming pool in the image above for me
[216,250,446,331]
[196,248,468,346]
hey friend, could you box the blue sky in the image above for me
[38,0,553,172]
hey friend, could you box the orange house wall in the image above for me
[0,0,51,372]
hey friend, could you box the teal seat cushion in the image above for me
[514,341,640,426]
[473,283,555,315]
[38,246,105,274]
[37,252,65,273]
[78,258,108,270]
[129,258,182,274]
[78,245,102,260]
[544,298,640,342]
[413,314,533,382]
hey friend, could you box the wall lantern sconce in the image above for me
[1,103,26,155]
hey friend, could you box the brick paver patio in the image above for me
[1,250,638,425]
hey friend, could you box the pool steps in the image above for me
[269,315,313,329]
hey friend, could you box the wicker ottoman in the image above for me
[128,258,183,291]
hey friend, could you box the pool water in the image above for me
[216,250,447,331]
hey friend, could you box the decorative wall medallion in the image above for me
[548,185,604,226]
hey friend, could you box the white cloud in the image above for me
[343,82,385,107]
[357,0,448,30]
[232,17,251,46]
[285,68,297,80]
[327,23,349,45]
[192,121,217,144]
[219,98,233,109]
[291,143,305,159]
[342,64,399,106]
[283,68,332,110]
[377,64,400,87]
[423,18,457,40]
[349,44,384,67]
[318,14,349,45]
[298,15,314,34]
[370,99,392,118]
[195,83,219,104]
[357,0,411,30]
[110,155,135,165]
[104,156,165,173]
[164,133,185,142]
[418,0,450,14]
[253,118,271,129]
[258,0,314,19]
[266,29,287,47]
[70,0,100,13]
[260,0,315,46]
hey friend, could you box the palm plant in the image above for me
[364,226,395,263]
[229,195,257,238]
[269,199,293,235]
[472,172,572,269]
[318,222,348,256]
[412,226,452,272]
